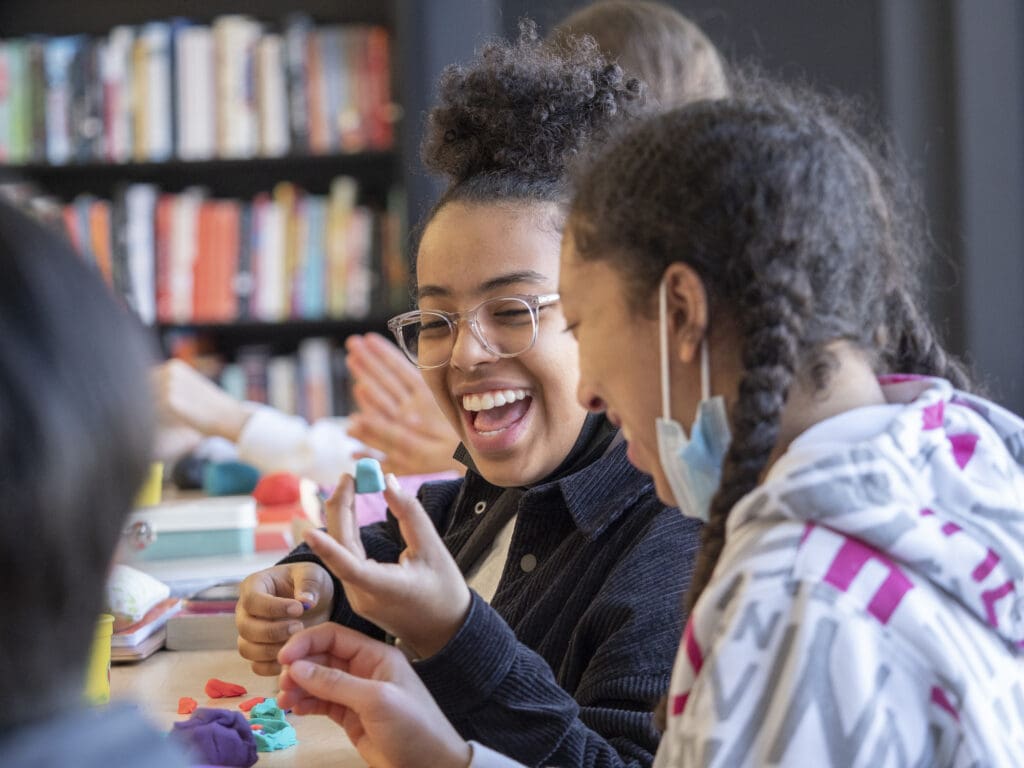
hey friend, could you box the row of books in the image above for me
[52,178,408,326]
[0,13,394,165]
[171,336,355,423]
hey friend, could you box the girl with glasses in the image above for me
[273,76,1024,767]
[236,19,728,768]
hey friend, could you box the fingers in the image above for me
[329,475,362,548]
[346,335,411,407]
[363,332,425,388]
[285,659,380,712]
[382,474,441,556]
[251,660,284,676]
[278,621,389,667]
[239,569,305,619]
[346,408,399,458]
[236,613,303,646]
[302,528,369,590]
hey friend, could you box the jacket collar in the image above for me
[454,433,660,541]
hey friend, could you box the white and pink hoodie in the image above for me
[657,376,1024,767]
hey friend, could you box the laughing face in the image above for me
[414,201,588,487]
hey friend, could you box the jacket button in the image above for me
[474,501,486,514]
[520,554,537,573]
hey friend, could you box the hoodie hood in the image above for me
[753,375,1024,649]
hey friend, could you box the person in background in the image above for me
[234,23,716,768]
[549,0,729,108]
[0,201,185,767]
[267,75,1024,767]
[153,332,464,487]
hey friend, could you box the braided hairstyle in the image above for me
[412,20,643,280]
[568,76,971,610]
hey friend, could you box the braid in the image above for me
[686,258,810,611]
[885,287,974,391]
[568,74,959,613]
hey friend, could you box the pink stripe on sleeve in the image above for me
[972,548,1000,582]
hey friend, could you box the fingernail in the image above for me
[385,473,400,492]
[291,660,312,680]
[288,622,303,635]
[297,592,316,611]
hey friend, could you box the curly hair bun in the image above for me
[421,20,643,186]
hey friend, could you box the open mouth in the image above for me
[461,388,532,436]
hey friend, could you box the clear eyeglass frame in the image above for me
[387,293,560,369]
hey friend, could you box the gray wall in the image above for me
[496,0,1024,413]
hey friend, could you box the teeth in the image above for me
[462,389,528,412]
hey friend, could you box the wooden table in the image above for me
[112,649,367,767]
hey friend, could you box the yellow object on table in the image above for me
[84,613,114,705]
[135,462,164,508]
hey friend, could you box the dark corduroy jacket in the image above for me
[282,439,702,768]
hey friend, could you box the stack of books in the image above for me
[111,596,184,662]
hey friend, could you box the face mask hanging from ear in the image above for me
[654,277,732,521]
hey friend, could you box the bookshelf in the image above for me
[0,0,499,422]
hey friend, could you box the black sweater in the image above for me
[282,439,702,768]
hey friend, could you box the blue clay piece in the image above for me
[249,698,286,720]
[251,718,297,752]
[248,698,296,753]
[203,461,261,496]
[354,458,385,494]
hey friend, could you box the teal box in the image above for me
[124,496,257,561]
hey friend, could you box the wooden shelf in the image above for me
[3,151,400,200]
[156,317,395,356]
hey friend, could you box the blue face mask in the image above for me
[654,278,731,521]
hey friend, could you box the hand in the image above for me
[345,333,462,475]
[236,562,335,675]
[152,359,251,441]
[305,473,471,659]
[277,623,472,768]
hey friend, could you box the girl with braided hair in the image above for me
[560,79,1024,766]
[270,76,1023,767]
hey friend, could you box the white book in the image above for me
[267,356,298,414]
[169,189,203,323]
[214,15,260,159]
[255,201,285,320]
[141,22,172,162]
[102,26,134,163]
[125,183,158,324]
[176,25,214,160]
[256,34,289,157]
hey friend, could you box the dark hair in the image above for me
[568,76,971,611]
[549,0,730,108]
[0,202,155,728]
[419,20,642,225]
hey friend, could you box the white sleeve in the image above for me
[235,405,362,486]
[467,742,528,768]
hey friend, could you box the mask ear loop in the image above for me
[659,279,672,421]
[700,334,710,402]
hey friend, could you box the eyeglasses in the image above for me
[387,293,560,369]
